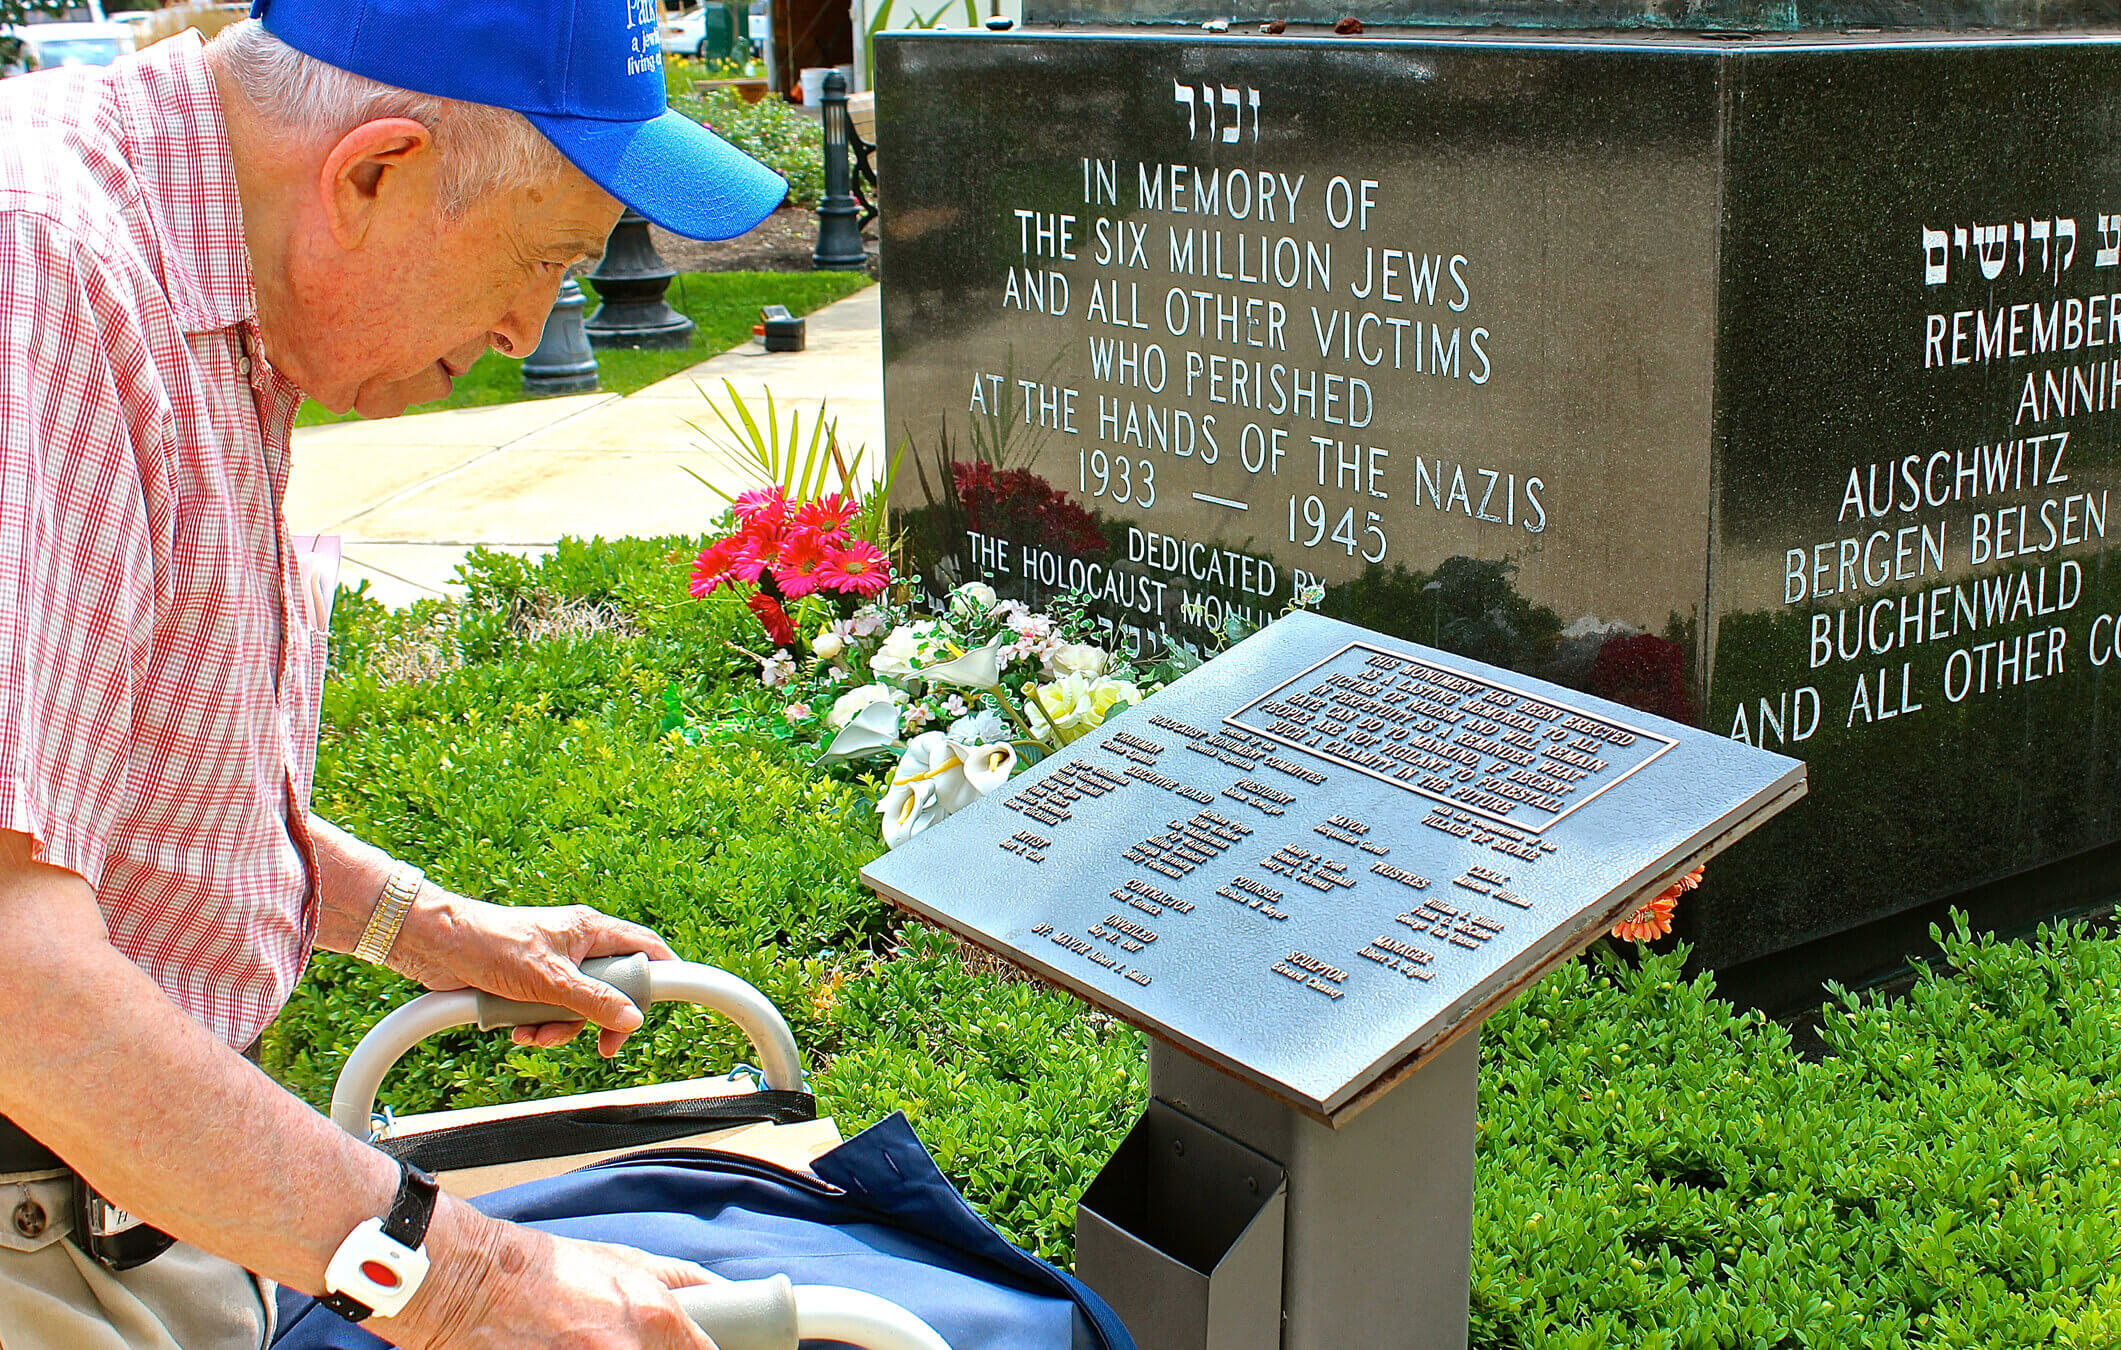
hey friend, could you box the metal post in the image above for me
[584,211,697,350]
[812,71,869,271]
[521,278,600,394]
[1079,1032,1480,1350]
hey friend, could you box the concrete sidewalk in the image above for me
[286,284,883,608]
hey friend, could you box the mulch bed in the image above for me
[651,207,877,275]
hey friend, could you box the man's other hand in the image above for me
[389,890,677,1057]
[386,1209,720,1350]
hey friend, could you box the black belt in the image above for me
[0,1113,62,1173]
[0,1114,174,1270]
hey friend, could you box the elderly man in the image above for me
[0,0,788,1346]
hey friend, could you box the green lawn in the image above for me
[294,270,873,428]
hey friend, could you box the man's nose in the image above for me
[488,279,565,360]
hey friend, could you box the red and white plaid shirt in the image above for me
[0,33,322,1050]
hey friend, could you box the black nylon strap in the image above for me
[320,1159,438,1324]
[375,1091,817,1176]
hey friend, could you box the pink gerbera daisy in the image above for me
[791,494,860,544]
[726,532,777,585]
[732,486,789,529]
[771,534,830,598]
[817,541,892,597]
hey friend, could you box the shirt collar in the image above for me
[110,32,257,335]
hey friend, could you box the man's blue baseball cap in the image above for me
[250,0,788,240]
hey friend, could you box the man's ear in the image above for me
[318,117,435,250]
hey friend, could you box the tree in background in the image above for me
[2,1,160,71]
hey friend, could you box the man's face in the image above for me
[282,140,623,419]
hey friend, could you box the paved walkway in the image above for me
[286,284,883,608]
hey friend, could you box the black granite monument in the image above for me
[875,13,2121,981]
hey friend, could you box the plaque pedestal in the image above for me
[860,613,1804,1350]
[1081,1034,1479,1350]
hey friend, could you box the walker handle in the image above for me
[474,953,655,1030]
[328,959,806,1137]
[674,1275,799,1350]
[677,1276,956,1350]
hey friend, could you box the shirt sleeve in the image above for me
[0,208,156,888]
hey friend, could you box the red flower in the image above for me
[732,486,789,528]
[1589,633,1697,725]
[689,537,749,597]
[951,460,1107,557]
[1611,867,1703,942]
[817,541,891,597]
[772,533,831,598]
[792,493,860,543]
[746,591,797,646]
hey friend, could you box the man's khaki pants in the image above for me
[0,1171,273,1350]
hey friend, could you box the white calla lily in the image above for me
[879,778,943,847]
[818,698,904,765]
[826,682,903,729]
[889,730,981,814]
[922,637,1007,691]
[891,731,953,781]
[952,739,1017,796]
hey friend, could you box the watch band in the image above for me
[320,1159,439,1323]
[353,864,424,966]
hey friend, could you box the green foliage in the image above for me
[294,272,870,428]
[813,925,1145,1262]
[281,537,2121,1343]
[688,379,903,546]
[0,1,65,68]
[669,87,824,209]
[666,52,761,99]
[862,0,971,100]
[1471,928,2121,1348]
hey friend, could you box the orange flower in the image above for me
[1610,867,1703,943]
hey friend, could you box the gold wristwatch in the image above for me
[353,864,424,966]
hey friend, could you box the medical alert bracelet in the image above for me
[320,1159,438,1321]
[353,864,424,966]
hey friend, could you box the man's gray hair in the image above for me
[208,20,567,217]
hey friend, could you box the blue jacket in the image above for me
[275,1113,1131,1350]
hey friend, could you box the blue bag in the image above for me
[273,1113,1132,1350]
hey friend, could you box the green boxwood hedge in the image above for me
[267,539,2121,1348]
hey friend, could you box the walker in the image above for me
[319,953,951,1350]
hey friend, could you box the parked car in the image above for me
[8,0,130,73]
[660,1,740,61]
[17,22,130,68]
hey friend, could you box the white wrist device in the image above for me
[323,1216,431,1319]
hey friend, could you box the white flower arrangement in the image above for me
[768,579,1169,846]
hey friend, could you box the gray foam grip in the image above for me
[474,952,654,1030]
[674,1275,800,1350]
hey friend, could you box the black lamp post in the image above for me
[812,71,868,271]
[584,211,697,349]
[521,278,600,394]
